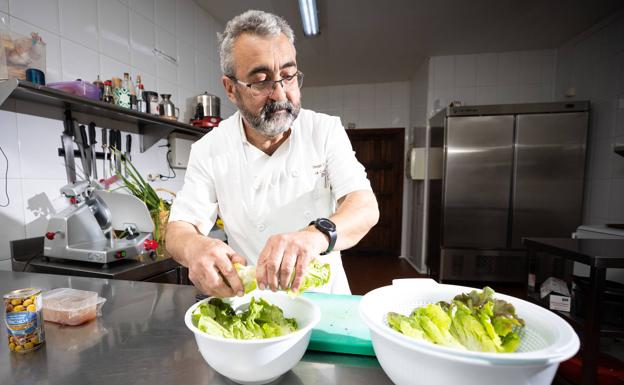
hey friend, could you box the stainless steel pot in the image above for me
[189,92,220,120]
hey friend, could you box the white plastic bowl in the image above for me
[359,279,580,385]
[184,291,321,385]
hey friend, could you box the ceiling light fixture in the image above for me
[298,0,319,37]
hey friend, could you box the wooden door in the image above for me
[344,128,404,257]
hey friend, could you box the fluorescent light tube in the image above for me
[298,0,319,37]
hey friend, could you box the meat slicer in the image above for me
[43,112,157,264]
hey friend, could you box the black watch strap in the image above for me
[309,218,337,255]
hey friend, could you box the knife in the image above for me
[88,122,98,180]
[109,128,116,175]
[115,130,122,174]
[61,110,77,184]
[124,134,132,176]
[75,124,90,180]
[101,127,108,180]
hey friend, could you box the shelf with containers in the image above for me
[523,237,624,385]
[0,79,207,152]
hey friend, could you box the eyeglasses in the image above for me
[228,71,304,97]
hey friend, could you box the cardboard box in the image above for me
[540,277,571,312]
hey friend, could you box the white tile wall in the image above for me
[0,180,26,261]
[427,50,556,117]
[0,107,21,179]
[130,9,157,75]
[303,81,410,129]
[0,0,226,261]
[59,0,98,49]
[9,0,60,33]
[99,0,131,65]
[130,0,154,21]
[555,13,624,225]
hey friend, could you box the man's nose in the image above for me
[269,80,288,102]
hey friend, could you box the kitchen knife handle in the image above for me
[126,134,131,154]
[79,125,88,147]
[109,129,117,150]
[88,122,97,145]
[63,110,73,136]
[117,130,122,152]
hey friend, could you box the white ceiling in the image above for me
[196,0,624,86]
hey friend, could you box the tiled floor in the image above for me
[342,255,426,295]
[342,254,526,298]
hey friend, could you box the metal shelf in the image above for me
[526,290,624,338]
[0,79,208,152]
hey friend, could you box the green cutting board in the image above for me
[302,292,375,356]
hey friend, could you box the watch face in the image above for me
[317,218,336,232]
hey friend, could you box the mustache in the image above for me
[262,100,295,118]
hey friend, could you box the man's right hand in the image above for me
[185,237,247,298]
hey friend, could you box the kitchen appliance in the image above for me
[158,93,178,121]
[423,101,589,282]
[188,92,221,129]
[43,181,156,264]
[45,113,156,264]
[359,279,579,385]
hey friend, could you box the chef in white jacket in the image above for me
[166,10,379,297]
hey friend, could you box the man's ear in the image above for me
[222,76,238,104]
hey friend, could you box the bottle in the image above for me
[111,77,121,105]
[93,75,104,101]
[129,75,138,110]
[113,73,131,108]
[136,76,147,113]
[102,80,114,104]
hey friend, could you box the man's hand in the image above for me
[255,229,328,292]
[186,237,247,297]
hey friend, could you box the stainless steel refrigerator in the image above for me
[424,101,589,282]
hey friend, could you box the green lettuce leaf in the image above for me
[192,297,298,340]
[412,304,465,349]
[387,312,426,340]
[233,260,331,296]
[386,287,525,353]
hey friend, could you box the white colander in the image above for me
[359,279,580,385]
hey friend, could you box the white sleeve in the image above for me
[167,144,218,236]
[325,116,372,200]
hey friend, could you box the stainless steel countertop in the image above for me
[0,271,392,385]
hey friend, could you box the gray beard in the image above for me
[238,99,301,138]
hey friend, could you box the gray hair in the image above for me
[218,10,295,77]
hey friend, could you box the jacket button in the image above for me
[257,223,266,231]
[292,169,299,177]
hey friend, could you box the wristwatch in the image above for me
[309,218,337,255]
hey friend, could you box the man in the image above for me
[166,10,379,297]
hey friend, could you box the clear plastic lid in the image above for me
[43,288,100,311]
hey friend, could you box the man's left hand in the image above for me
[255,229,328,292]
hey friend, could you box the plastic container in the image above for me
[359,279,580,385]
[47,80,101,100]
[42,288,106,326]
[0,16,46,81]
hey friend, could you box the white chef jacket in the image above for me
[169,108,372,294]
